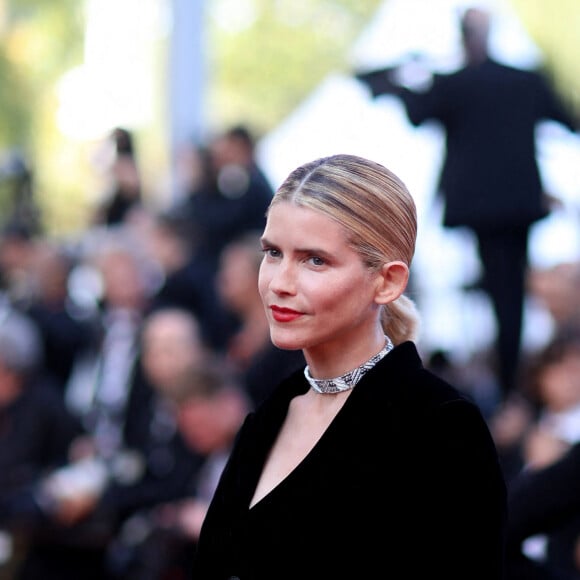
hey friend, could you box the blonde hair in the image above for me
[270,154,420,344]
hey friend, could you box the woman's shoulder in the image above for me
[367,341,479,414]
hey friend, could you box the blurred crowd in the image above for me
[0,76,579,580]
[357,6,580,576]
[0,124,305,580]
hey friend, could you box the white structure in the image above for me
[258,0,580,361]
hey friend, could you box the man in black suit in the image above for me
[506,442,580,579]
[359,7,578,399]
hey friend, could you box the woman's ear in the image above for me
[374,261,409,305]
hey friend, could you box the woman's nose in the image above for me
[268,261,296,295]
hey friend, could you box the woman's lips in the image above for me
[270,305,303,323]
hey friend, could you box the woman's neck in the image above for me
[304,330,387,380]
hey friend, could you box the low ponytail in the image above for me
[381,294,421,345]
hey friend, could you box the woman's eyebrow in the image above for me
[261,236,334,259]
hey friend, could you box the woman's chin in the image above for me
[269,329,304,352]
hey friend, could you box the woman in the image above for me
[216,231,305,407]
[191,154,506,579]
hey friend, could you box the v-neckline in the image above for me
[248,382,356,511]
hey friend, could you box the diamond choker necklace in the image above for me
[304,336,394,394]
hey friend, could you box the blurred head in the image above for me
[460,7,491,63]
[141,308,210,395]
[91,232,155,311]
[0,222,36,295]
[210,125,256,169]
[0,309,43,403]
[29,243,75,305]
[176,143,213,194]
[265,154,419,345]
[172,362,249,454]
[217,231,263,316]
[526,327,580,412]
[113,127,134,156]
[144,212,193,274]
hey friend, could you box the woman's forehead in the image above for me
[266,202,341,230]
[264,204,349,247]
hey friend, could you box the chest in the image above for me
[250,392,350,507]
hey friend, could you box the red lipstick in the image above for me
[270,305,303,323]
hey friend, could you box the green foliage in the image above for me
[509,0,580,121]
[0,0,84,148]
[0,0,85,232]
[0,52,31,148]
[207,0,383,135]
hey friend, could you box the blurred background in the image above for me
[0,0,385,233]
[0,0,578,233]
[0,1,579,577]
[2,0,578,356]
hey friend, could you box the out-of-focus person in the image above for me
[140,211,236,353]
[528,262,580,333]
[173,125,274,272]
[358,6,578,401]
[20,242,95,396]
[0,222,37,307]
[0,308,84,579]
[502,326,580,579]
[114,362,250,580]
[27,306,214,579]
[92,127,143,228]
[506,441,580,580]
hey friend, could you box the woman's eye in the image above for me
[262,247,281,258]
[308,256,325,266]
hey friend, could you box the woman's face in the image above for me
[258,202,384,360]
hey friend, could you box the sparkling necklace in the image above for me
[304,336,394,394]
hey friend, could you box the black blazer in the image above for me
[399,59,577,231]
[192,342,507,579]
[506,442,580,579]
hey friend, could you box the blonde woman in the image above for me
[192,154,506,579]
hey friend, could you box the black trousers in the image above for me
[474,224,530,398]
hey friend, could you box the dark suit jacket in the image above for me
[399,58,577,231]
[506,442,580,579]
[191,341,507,579]
[183,164,273,267]
[0,379,83,501]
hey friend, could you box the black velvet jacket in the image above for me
[192,341,506,579]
